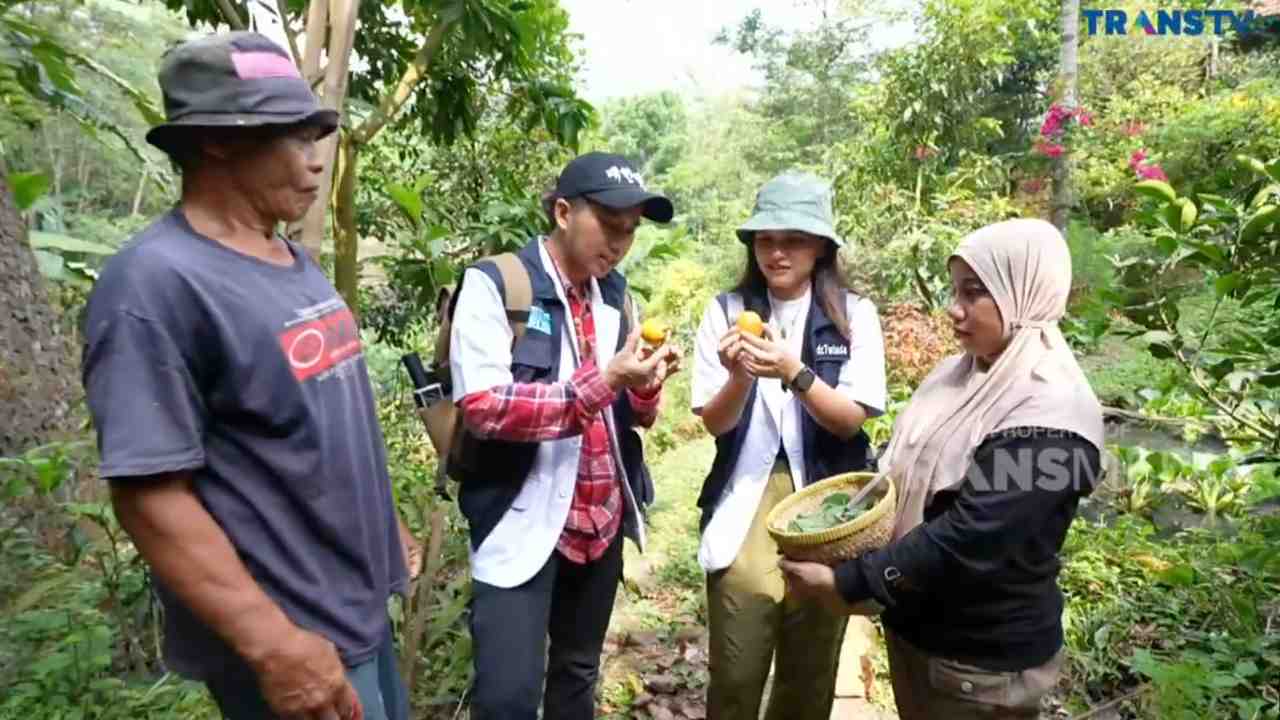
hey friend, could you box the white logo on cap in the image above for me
[606,165,644,187]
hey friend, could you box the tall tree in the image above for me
[1052,0,1079,231]
[165,0,592,310]
[0,161,79,456]
[717,2,877,173]
[593,91,688,179]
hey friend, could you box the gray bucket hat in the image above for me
[736,172,843,247]
[146,32,339,158]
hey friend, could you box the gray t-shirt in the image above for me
[82,208,406,678]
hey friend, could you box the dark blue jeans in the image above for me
[205,623,408,720]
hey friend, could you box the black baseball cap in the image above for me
[554,152,674,223]
[146,32,339,158]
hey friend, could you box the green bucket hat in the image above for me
[736,172,842,247]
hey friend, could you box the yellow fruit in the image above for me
[640,318,668,346]
[1179,197,1198,230]
[736,310,764,337]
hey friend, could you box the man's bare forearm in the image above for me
[110,472,295,667]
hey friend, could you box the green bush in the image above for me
[1060,514,1280,718]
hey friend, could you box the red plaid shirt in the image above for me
[459,275,660,564]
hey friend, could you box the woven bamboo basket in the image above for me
[766,471,897,565]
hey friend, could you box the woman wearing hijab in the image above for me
[781,218,1105,719]
[691,172,887,720]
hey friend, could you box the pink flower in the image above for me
[1137,164,1168,181]
[913,145,936,161]
[1040,104,1091,137]
[1037,142,1065,158]
[1021,177,1046,194]
[1041,105,1071,137]
[1129,148,1166,180]
[1123,121,1146,137]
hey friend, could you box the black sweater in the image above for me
[834,427,1101,671]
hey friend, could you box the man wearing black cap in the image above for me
[81,33,408,720]
[448,152,680,719]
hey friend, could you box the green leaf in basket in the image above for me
[822,492,852,509]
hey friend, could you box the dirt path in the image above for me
[597,437,897,719]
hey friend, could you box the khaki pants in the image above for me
[706,460,847,720]
[886,629,1063,720]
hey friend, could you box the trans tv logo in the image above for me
[1083,9,1258,35]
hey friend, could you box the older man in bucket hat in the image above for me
[81,32,409,720]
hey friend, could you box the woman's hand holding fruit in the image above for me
[738,316,802,382]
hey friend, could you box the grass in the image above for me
[1080,334,1183,405]
[618,435,715,632]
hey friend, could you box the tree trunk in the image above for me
[1051,0,1079,232]
[42,124,62,200]
[295,0,359,258]
[328,9,458,309]
[0,157,80,457]
[131,166,148,216]
[333,135,359,312]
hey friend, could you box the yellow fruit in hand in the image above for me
[736,310,764,337]
[640,318,668,346]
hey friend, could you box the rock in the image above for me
[682,644,704,664]
[679,700,707,719]
[674,626,703,644]
[648,705,676,720]
[627,630,660,647]
[646,673,680,694]
[632,693,653,708]
[624,556,658,595]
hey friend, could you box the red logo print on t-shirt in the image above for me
[277,306,361,382]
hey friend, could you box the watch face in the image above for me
[794,367,816,392]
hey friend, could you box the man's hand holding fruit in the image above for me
[607,319,683,394]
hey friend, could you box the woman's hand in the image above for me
[779,558,855,615]
[717,326,750,378]
[740,325,803,382]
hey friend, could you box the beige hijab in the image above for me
[885,218,1105,540]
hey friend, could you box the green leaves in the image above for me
[1155,563,1196,587]
[385,176,431,227]
[1135,179,1177,203]
[787,491,872,532]
[1239,205,1279,245]
[7,171,50,209]
[1236,154,1269,178]
[1214,273,1244,300]
[29,231,115,255]
[27,232,114,285]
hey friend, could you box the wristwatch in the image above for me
[786,365,816,394]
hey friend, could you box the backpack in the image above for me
[402,252,636,498]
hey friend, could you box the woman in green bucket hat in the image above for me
[690,172,888,719]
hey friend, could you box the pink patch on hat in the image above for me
[231,51,300,80]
